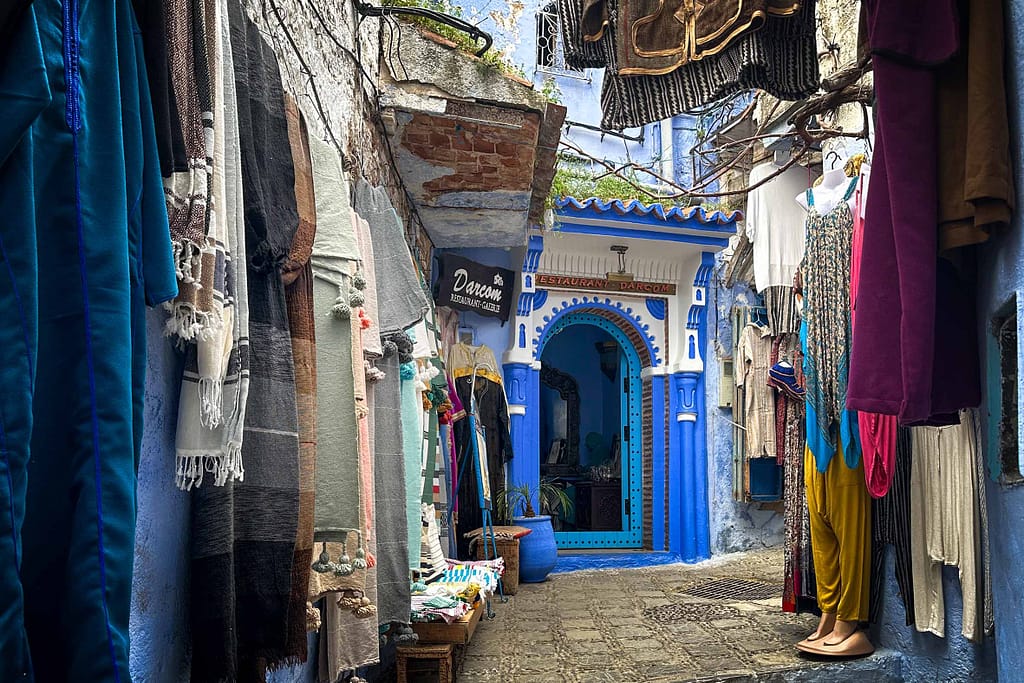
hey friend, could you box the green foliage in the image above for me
[496,479,574,523]
[548,156,694,210]
[385,0,538,89]
[539,76,563,104]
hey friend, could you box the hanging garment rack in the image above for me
[447,358,507,613]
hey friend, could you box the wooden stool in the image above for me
[396,642,454,683]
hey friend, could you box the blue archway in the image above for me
[536,311,645,548]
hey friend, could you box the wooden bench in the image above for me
[396,642,454,683]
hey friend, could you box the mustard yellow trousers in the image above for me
[804,445,872,621]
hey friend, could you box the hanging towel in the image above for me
[354,212,383,357]
[403,362,424,570]
[354,180,428,334]
[190,5,301,680]
[373,345,413,628]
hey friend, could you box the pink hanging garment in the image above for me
[851,171,898,498]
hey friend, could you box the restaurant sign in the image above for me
[535,273,676,295]
[434,254,515,321]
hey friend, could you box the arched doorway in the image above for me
[537,312,644,548]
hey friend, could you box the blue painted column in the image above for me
[672,371,706,562]
[504,362,540,511]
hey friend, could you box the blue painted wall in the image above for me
[704,255,784,553]
[970,2,1024,677]
[129,310,190,682]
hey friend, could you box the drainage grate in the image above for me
[679,578,781,601]
[642,602,740,622]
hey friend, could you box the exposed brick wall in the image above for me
[400,109,541,200]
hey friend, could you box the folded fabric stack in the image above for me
[410,594,471,624]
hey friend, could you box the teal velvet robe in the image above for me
[0,2,177,680]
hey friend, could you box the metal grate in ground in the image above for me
[642,602,741,623]
[677,577,781,601]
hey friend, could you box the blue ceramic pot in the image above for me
[514,515,557,583]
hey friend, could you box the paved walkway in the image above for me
[459,548,822,682]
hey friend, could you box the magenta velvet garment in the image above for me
[847,0,980,426]
[850,175,897,498]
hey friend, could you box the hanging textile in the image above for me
[936,0,1013,251]
[402,359,425,570]
[0,14,45,675]
[801,179,861,472]
[174,0,250,490]
[558,0,818,129]
[353,180,428,335]
[373,345,414,632]
[736,322,775,460]
[190,5,301,679]
[582,0,800,77]
[849,170,898,498]
[868,427,914,626]
[17,0,179,678]
[450,343,513,558]
[281,92,318,667]
[162,0,217,340]
[910,410,991,643]
[745,162,811,294]
[848,0,981,426]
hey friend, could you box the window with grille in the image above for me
[536,3,588,79]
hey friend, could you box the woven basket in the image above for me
[475,537,520,595]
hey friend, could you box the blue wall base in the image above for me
[552,551,683,573]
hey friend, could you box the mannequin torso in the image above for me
[795,168,856,215]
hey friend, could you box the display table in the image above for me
[410,598,484,645]
[396,642,454,683]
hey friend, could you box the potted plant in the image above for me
[497,479,573,583]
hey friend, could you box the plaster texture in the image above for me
[129,310,190,683]
[705,257,784,555]
[972,3,1024,677]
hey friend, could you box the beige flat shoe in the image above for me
[797,629,874,658]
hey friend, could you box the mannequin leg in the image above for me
[824,452,871,645]
[804,446,840,639]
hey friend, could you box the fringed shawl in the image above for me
[190,5,300,681]
[174,0,248,490]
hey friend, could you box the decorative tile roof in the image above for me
[554,197,743,227]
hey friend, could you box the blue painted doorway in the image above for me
[537,312,643,548]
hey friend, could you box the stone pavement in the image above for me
[459,548,827,682]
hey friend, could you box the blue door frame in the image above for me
[539,313,643,548]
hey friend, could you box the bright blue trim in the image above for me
[645,298,667,321]
[532,296,660,365]
[553,551,682,573]
[554,196,742,228]
[651,375,666,551]
[532,288,548,310]
[72,114,122,683]
[553,221,732,247]
[540,313,644,549]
